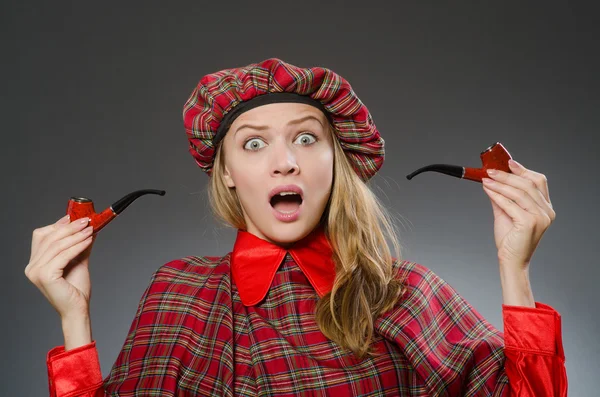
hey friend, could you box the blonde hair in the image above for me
[208,124,407,358]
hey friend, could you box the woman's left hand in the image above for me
[481,159,556,272]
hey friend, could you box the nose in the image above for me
[270,140,299,176]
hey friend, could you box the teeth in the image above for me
[277,192,298,196]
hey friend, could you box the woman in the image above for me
[27,58,567,396]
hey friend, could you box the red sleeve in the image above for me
[46,340,105,397]
[502,301,568,396]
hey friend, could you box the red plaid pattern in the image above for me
[47,253,567,396]
[183,58,384,181]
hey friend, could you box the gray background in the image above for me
[3,1,598,395]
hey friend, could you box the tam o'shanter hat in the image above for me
[183,58,384,181]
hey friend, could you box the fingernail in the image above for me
[487,169,498,176]
[509,159,521,168]
[58,214,70,224]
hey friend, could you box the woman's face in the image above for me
[221,102,334,246]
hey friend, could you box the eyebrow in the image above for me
[234,114,325,137]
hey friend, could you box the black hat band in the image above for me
[213,92,331,148]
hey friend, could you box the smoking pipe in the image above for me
[406,142,513,183]
[66,189,166,233]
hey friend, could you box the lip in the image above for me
[270,202,303,222]
[268,184,304,201]
[268,184,304,223]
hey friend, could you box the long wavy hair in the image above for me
[208,124,408,358]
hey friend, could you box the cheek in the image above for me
[228,160,264,208]
[305,149,334,191]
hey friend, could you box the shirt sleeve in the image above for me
[375,261,569,396]
[502,302,568,396]
[46,341,105,397]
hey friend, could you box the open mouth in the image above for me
[270,192,303,213]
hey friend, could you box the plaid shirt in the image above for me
[46,228,567,396]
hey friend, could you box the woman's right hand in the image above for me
[25,214,97,320]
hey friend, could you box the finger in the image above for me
[28,219,92,271]
[482,184,532,225]
[508,160,551,204]
[66,233,97,271]
[26,229,94,291]
[483,183,506,217]
[486,169,554,218]
[35,236,94,303]
[27,226,94,285]
[44,233,94,282]
[31,215,71,252]
[482,177,545,216]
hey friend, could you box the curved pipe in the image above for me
[66,189,166,234]
[406,142,513,183]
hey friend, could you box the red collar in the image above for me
[231,226,336,306]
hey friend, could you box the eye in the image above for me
[294,133,317,146]
[243,138,266,151]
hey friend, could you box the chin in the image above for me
[256,214,321,247]
[266,222,312,245]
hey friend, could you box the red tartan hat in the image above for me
[182,58,384,181]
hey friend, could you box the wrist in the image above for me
[61,314,93,351]
[499,265,535,307]
[499,262,529,277]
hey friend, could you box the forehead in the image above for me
[230,102,328,127]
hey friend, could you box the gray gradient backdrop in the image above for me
[3,1,598,395]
